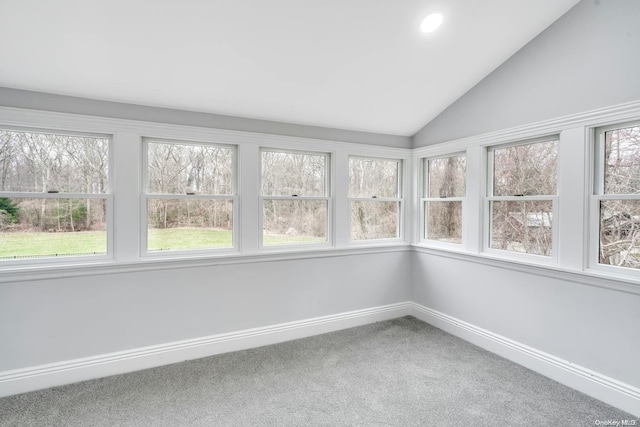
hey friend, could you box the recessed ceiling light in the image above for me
[421,13,443,33]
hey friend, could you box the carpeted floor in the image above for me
[0,316,635,426]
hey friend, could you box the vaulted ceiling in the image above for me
[0,0,580,136]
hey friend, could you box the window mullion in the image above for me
[114,131,141,262]
[0,192,108,199]
[349,197,402,202]
[143,194,235,201]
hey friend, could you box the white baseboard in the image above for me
[3,301,638,417]
[0,301,412,398]
[410,303,640,417]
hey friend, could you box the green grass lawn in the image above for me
[0,228,325,259]
[147,228,232,251]
[0,230,107,259]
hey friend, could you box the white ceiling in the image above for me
[0,0,581,136]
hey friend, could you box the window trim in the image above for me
[0,106,411,275]
[140,137,239,257]
[420,152,466,248]
[588,120,640,278]
[347,155,404,244]
[258,147,332,250]
[483,136,560,262]
[4,100,640,290]
[0,126,114,266]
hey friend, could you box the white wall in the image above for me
[0,100,412,376]
[408,2,640,414]
[411,251,640,389]
[0,251,410,371]
[413,0,640,147]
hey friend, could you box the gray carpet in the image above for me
[0,316,634,426]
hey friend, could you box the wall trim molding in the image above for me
[410,302,640,417]
[0,245,410,284]
[0,301,413,399]
[412,245,640,296]
[2,300,637,416]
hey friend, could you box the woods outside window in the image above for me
[143,138,236,254]
[260,149,330,247]
[423,154,466,244]
[593,122,640,272]
[348,156,402,241]
[0,127,111,262]
[487,138,558,257]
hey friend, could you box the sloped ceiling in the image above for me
[0,0,580,136]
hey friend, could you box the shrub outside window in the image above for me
[487,138,558,256]
[593,122,640,271]
[261,149,330,246]
[348,156,402,241]
[143,138,236,253]
[0,128,110,261]
[423,154,466,244]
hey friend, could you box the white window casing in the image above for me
[589,120,640,279]
[141,137,238,257]
[484,136,559,263]
[348,155,404,244]
[420,153,466,248]
[259,148,332,250]
[0,126,113,266]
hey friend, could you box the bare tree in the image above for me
[599,125,640,268]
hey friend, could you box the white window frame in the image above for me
[347,155,404,244]
[589,120,640,278]
[484,136,560,263]
[141,137,238,257]
[0,125,114,266]
[259,147,332,250]
[420,152,466,247]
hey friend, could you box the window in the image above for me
[143,138,236,253]
[261,149,330,246]
[423,154,465,244]
[0,128,110,261]
[348,156,402,241]
[487,138,557,256]
[593,122,640,271]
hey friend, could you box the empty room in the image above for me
[0,0,639,425]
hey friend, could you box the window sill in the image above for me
[412,244,640,296]
[0,244,411,284]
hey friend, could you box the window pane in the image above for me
[490,200,553,255]
[604,125,640,195]
[263,200,327,245]
[425,201,462,243]
[147,142,233,195]
[0,129,108,193]
[147,199,233,251]
[262,151,326,197]
[599,200,640,269]
[0,197,106,259]
[493,140,557,196]
[351,201,398,240]
[427,155,465,198]
[349,158,399,198]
